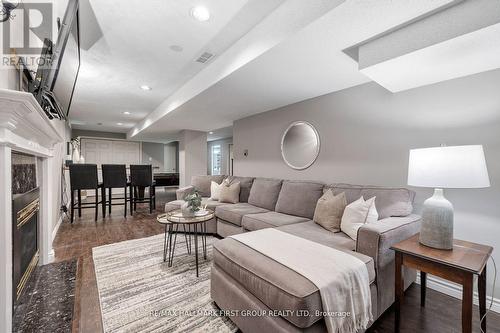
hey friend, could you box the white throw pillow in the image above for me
[340,196,378,240]
[210,181,223,200]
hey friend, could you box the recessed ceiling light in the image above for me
[117,123,123,126]
[190,6,210,22]
[169,45,183,52]
[140,85,152,91]
[209,131,214,134]
[123,111,131,115]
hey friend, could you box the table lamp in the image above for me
[408,145,490,250]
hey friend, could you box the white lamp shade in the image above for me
[408,145,490,188]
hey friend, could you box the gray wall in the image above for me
[71,129,127,139]
[179,130,208,187]
[207,138,233,175]
[142,142,164,171]
[0,67,18,90]
[234,69,500,295]
[54,121,72,232]
[164,142,179,173]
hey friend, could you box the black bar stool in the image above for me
[130,165,156,214]
[101,164,132,218]
[69,164,102,223]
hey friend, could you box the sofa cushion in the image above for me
[247,178,283,210]
[165,199,184,212]
[202,198,231,209]
[328,183,415,219]
[241,212,309,231]
[191,175,226,197]
[327,183,363,204]
[215,203,269,226]
[275,181,324,219]
[277,221,357,251]
[165,198,229,212]
[225,176,254,202]
[359,187,414,219]
[213,236,375,329]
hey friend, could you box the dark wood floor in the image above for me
[53,189,176,333]
[53,190,500,333]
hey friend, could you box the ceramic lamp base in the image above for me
[419,188,454,250]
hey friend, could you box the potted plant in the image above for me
[181,191,202,217]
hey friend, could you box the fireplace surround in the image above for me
[12,187,39,306]
[0,89,64,332]
[11,152,40,308]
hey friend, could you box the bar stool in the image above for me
[69,164,102,223]
[130,165,156,214]
[101,164,132,218]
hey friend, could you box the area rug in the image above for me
[12,259,77,333]
[92,234,237,333]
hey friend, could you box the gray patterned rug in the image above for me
[92,234,237,333]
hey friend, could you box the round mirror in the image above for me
[281,121,320,170]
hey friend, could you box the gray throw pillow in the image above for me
[313,190,347,232]
[219,181,241,204]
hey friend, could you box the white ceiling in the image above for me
[354,0,500,92]
[208,126,233,141]
[70,0,465,140]
[127,0,457,142]
[360,22,500,92]
[70,0,284,133]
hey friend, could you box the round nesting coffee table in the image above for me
[156,209,214,277]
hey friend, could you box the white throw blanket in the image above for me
[230,228,372,333]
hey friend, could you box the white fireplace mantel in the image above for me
[0,88,64,333]
[0,89,63,155]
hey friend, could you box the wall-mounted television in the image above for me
[31,0,80,120]
[51,1,80,118]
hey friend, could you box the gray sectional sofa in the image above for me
[164,175,421,333]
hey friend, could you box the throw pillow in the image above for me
[313,190,347,232]
[366,196,378,223]
[210,181,223,200]
[219,181,241,204]
[340,196,378,240]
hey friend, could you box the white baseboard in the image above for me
[47,215,63,264]
[416,272,500,313]
[52,215,63,243]
[47,249,55,264]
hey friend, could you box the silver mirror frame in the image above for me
[280,121,320,170]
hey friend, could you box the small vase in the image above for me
[181,201,195,217]
[72,147,80,163]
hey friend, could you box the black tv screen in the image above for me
[51,8,80,117]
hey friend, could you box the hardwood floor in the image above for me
[52,190,500,333]
[53,189,176,333]
[368,286,500,333]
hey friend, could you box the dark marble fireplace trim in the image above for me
[11,152,37,195]
[12,259,77,332]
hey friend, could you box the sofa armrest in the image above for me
[356,214,421,269]
[176,185,195,200]
[356,214,421,315]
